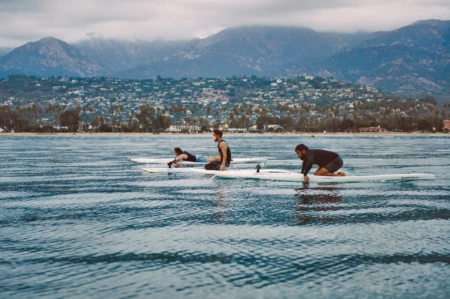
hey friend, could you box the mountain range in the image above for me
[0,19,449,99]
[0,37,104,78]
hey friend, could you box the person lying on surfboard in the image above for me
[205,129,231,171]
[295,144,346,182]
[167,147,207,167]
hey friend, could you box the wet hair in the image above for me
[295,144,308,152]
[174,147,182,154]
[213,129,223,137]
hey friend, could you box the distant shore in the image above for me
[1,132,448,137]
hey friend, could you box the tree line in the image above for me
[0,99,449,133]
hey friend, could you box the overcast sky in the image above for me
[1,0,449,47]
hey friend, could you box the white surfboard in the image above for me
[142,167,219,174]
[213,169,436,182]
[132,157,268,164]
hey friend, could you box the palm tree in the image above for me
[184,116,191,131]
[233,105,239,118]
[192,117,198,133]
[112,116,117,132]
[31,104,38,127]
[276,103,282,118]
[309,115,315,132]
[215,110,220,128]
[128,109,134,127]
[352,112,359,130]
[91,117,100,132]
[222,106,227,123]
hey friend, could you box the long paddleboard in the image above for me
[132,157,268,164]
[213,169,436,182]
[142,167,218,174]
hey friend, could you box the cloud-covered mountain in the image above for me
[0,37,105,77]
[75,38,192,74]
[117,26,352,78]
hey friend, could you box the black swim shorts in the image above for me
[324,156,343,173]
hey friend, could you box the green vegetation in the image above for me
[0,75,448,133]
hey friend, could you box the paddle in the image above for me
[167,159,177,168]
[255,162,267,173]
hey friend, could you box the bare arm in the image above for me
[220,142,229,170]
[174,154,187,163]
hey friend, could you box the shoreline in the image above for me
[1,132,448,137]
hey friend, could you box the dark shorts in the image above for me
[323,156,343,173]
[205,161,230,170]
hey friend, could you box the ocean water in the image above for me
[1,135,449,299]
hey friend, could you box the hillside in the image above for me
[75,38,191,74]
[283,20,450,98]
[117,26,351,78]
[1,20,449,99]
[0,37,105,78]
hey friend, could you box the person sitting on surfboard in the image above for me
[168,147,207,167]
[295,144,345,182]
[205,129,231,171]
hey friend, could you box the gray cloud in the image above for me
[0,0,449,47]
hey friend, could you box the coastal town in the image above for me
[0,75,449,133]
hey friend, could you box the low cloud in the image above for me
[0,0,449,47]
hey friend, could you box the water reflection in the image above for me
[294,182,344,225]
[211,185,230,224]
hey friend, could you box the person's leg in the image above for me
[316,157,345,176]
[195,155,207,163]
[205,162,221,170]
[315,167,339,176]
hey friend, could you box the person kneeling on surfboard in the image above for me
[295,144,345,182]
[205,129,231,171]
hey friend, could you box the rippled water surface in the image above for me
[1,135,450,298]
